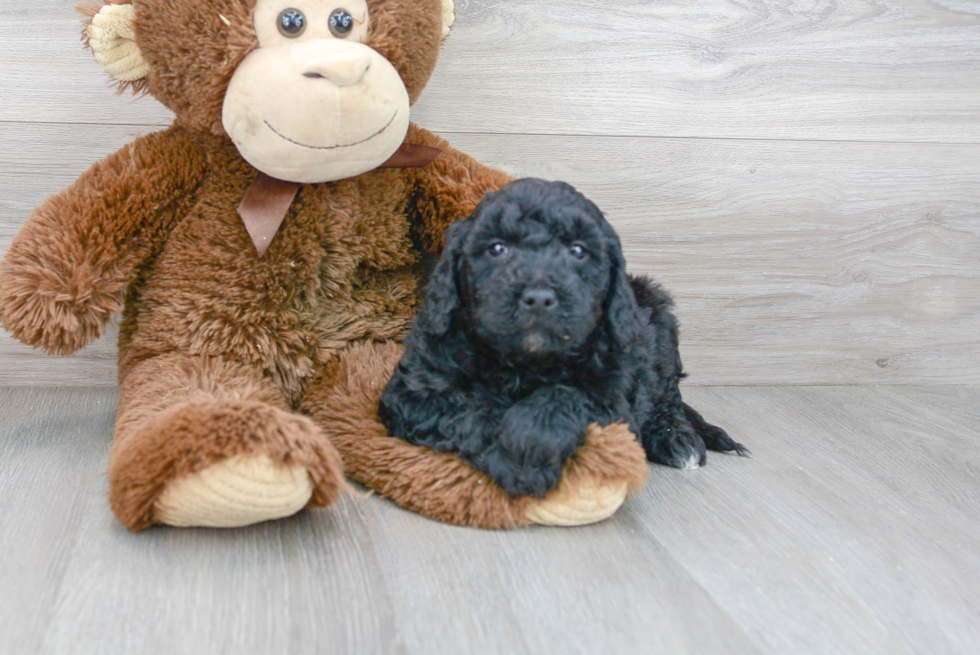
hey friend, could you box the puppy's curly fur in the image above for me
[380,179,748,497]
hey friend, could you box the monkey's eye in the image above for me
[568,244,588,260]
[329,8,355,37]
[487,243,508,257]
[277,8,306,37]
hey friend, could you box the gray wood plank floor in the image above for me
[1,386,978,655]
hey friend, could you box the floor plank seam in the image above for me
[1,118,979,147]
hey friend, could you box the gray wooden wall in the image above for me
[1,0,978,386]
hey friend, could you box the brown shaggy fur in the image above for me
[301,342,649,529]
[111,353,351,531]
[0,0,645,531]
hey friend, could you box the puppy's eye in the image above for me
[277,8,307,37]
[487,243,508,257]
[329,8,355,37]
[569,244,588,259]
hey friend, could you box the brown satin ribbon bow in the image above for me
[237,143,442,257]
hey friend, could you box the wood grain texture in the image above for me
[2,0,980,142]
[2,386,979,654]
[591,384,980,654]
[344,498,763,655]
[2,124,978,385]
[0,388,114,654]
[660,385,980,654]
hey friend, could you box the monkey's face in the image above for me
[83,0,452,183]
[222,0,411,183]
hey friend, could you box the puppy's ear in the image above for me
[416,217,474,337]
[602,229,643,351]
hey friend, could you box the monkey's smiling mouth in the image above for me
[263,111,398,150]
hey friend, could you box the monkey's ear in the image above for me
[80,3,150,89]
[441,0,456,37]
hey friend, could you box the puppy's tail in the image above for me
[682,403,751,457]
[627,274,674,312]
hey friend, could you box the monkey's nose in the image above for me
[291,41,372,87]
[520,288,558,313]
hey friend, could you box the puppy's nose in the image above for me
[520,288,558,312]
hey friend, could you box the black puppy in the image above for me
[379,179,747,497]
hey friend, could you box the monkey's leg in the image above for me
[300,341,649,528]
[108,353,348,531]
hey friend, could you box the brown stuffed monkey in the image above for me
[0,0,648,531]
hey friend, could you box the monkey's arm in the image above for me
[0,127,206,355]
[405,124,514,253]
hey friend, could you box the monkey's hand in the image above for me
[0,245,127,355]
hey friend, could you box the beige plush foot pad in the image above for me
[154,454,313,528]
[524,478,630,527]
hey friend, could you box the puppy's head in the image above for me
[419,178,640,358]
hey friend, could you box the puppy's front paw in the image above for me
[476,445,563,498]
[524,423,649,527]
[645,424,706,469]
[484,399,586,497]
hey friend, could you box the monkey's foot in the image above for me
[154,454,314,528]
[110,392,349,532]
[523,422,645,527]
[525,478,629,527]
